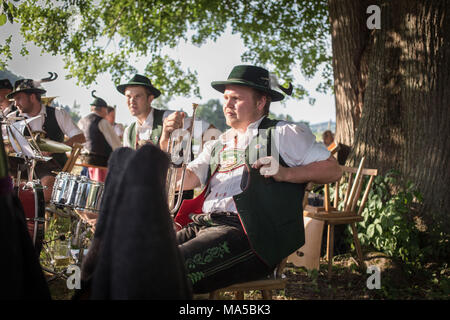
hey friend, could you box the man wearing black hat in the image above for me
[78,91,121,168]
[6,78,86,202]
[0,78,16,116]
[173,65,342,293]
[117,74,186,151]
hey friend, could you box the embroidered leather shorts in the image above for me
[176,212,273,294]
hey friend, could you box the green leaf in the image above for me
[0,14,7,26]
[367,224,375,238]
[376,224,383,235]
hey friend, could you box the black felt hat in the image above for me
[91,90,108,108]
[6,72,58,99]
[6,79,47,99]
[211,65,289,102]
[0,78,13,90]
[116,74,161,98]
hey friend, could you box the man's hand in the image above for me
[252,156,287,182]
[64,133,86,147]
[162,111,185,137]
[160,111,185,151]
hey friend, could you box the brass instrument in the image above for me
[166,103,198,216]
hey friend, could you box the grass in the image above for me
[42,202,449,300]
[45,251,449,300]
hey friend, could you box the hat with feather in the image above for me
[90,90,108,108]
[6,72,58,99]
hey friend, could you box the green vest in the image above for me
[127,108,165,149]
[208,117,306,267]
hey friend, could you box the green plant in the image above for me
[354,171,424,267]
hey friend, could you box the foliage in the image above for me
[0,0,331,100]
[345,170,449,271]
[195,99,311,133]
[195,99,227,132]
[356,171,423,264]
[40,214,72,268]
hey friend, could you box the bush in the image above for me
[352,170,448,270]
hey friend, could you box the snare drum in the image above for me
[51,172,104,212]
[16,181,45,253]
[74,177,104,212]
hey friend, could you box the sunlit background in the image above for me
[1,23,336,129]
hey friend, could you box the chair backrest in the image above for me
[61,143,83,173]
[329,157,378,216]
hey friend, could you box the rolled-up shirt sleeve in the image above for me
[187,139,216,186]
[55,108,83,138]
[98,119,122,150]
[275,121,330,167]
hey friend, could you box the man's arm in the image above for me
[64,133,86,146]
[253,155,342,184]
[98,119,122,150]
[174,168,201,191]
[55,108,86,146]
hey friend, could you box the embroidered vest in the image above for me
[127,108,165,149]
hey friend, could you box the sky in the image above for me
[1,21,336,128]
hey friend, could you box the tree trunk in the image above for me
[329,0,450,231]
[329,0,372,147]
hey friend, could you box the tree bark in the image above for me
[329,0,372,147]
[329,0,450,231]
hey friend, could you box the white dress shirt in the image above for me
[8,104,82,138]
[187,116,330,213]
[122,108,211,148]
[122,108,174,148]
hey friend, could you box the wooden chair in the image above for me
[302,143,340,207]
[61,143,83,173]
[208,258,288,300]
[303,157,378,279]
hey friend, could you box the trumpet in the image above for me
[166,103,198,216]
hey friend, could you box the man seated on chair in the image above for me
[173,65,342,294]
[78,91,122,182]
[6,78,85,202]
